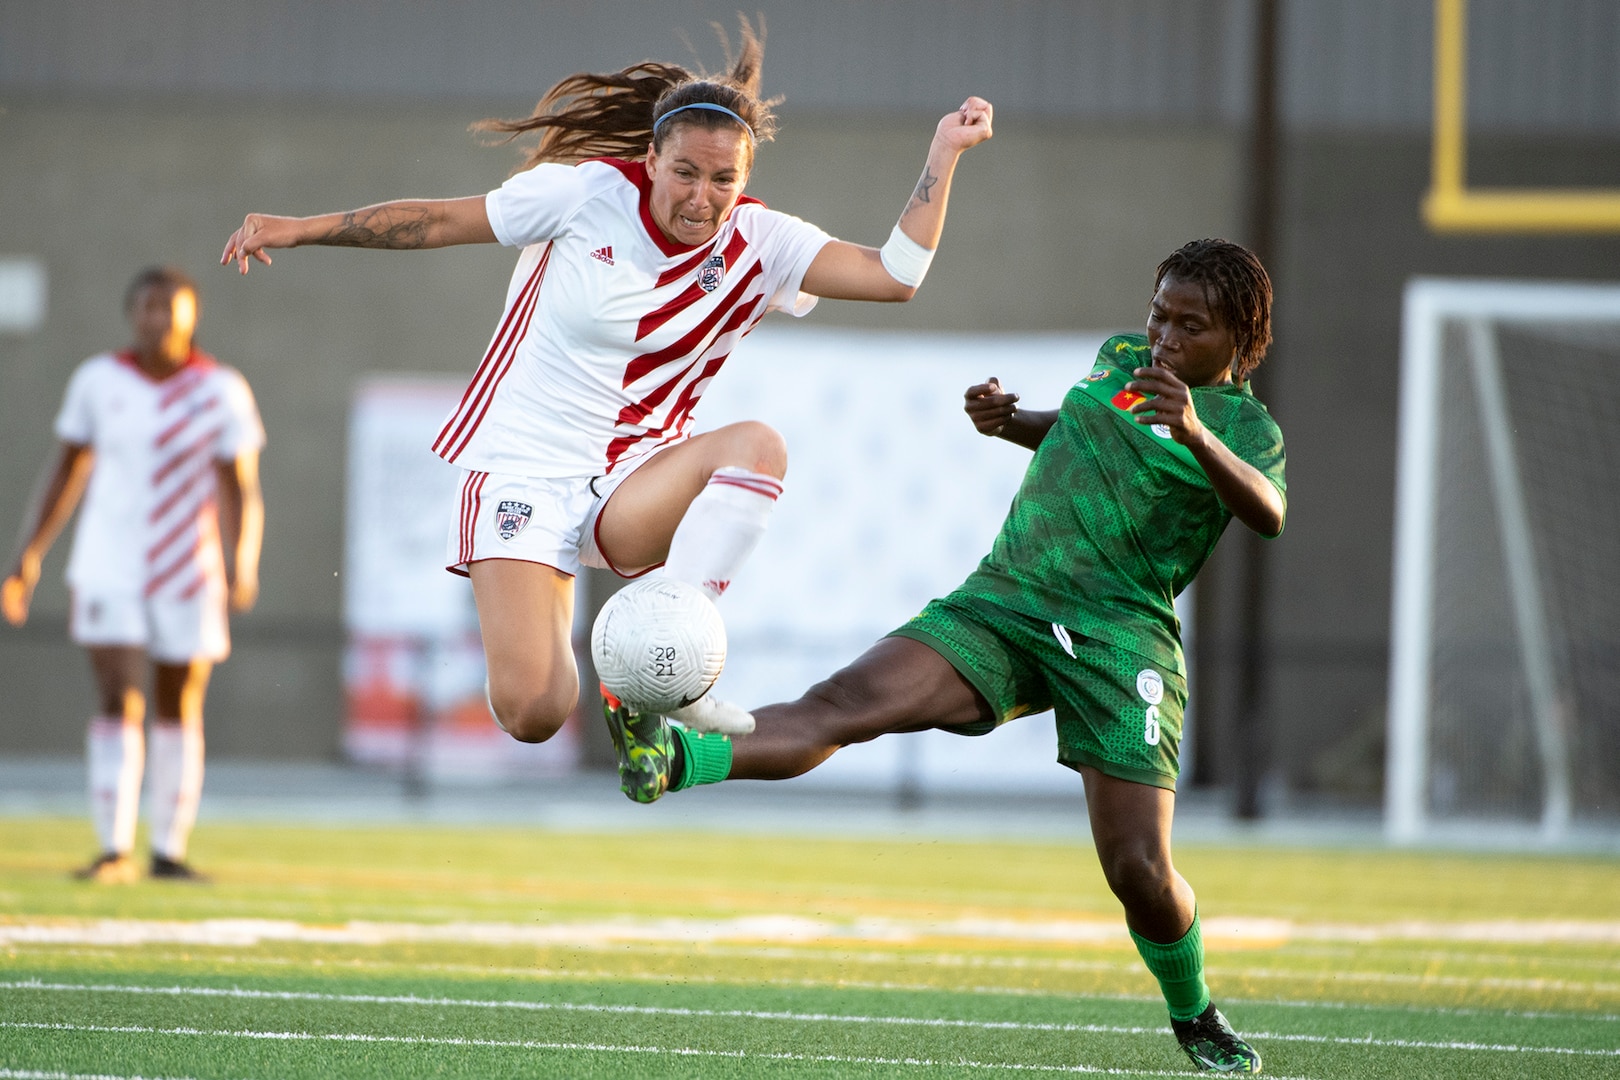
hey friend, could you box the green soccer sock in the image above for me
[1130,910,1211,1022]
[669,725,733,791]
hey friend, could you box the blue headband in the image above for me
[653,102,755,143]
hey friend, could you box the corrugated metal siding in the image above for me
[1468,0,1620,132]
[0,0,1251,120]
[2,0,1617,132]
[1282,0,1620,132]
[1281,0,1436,131]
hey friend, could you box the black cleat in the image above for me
[150,854,210,883]
[1172,1003,1261,1073]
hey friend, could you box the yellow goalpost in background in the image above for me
[1424,0,1620,232]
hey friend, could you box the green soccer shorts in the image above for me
[888,592,1186,790]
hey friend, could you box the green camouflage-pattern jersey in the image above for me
[958,334,1286,675]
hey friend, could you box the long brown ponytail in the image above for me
[475,16,779,172]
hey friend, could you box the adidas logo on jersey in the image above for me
[590,246,614,265]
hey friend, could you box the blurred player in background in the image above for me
[220,19,991,749]
[611,240,1284,1073]
[3,266,265,884]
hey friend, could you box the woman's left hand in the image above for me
[1126,366,1206,447]
[935,97,994,153]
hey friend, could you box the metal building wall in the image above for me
[1281,0,1620,132]
[8,1,1619,131]
[5,1,1620,812]
[2,1,1253,121]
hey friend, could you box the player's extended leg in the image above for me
[79,645,147,883]
[733,637,990,778]
[1080,766,1260,1073]
[598,421,787,734]
[606,636,989,802]
[471,559,578,743]
[146,659,212,881]
[596,421,787,579]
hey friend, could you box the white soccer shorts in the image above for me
[446,459,659,579]
[69,585,230,663]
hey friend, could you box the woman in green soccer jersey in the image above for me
[606,238,1284,1073]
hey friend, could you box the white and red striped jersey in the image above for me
[432,158,833,477]
[54,351,265,599]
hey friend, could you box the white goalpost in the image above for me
[1387,278,1620,845]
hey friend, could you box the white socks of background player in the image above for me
[87,717,144,856]
[146,722,205,862]
[663,467,783,602]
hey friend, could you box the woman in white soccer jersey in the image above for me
[221,22,992,744]
[4,266,266,883]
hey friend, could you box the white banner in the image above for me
[342,376,580,778]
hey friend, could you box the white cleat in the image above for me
[666,692,755,735]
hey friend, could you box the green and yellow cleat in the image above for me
[1172,1004,1261,1073]
[601,685,674,804]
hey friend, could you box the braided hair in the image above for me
[474,16,779,172]
[1154,239,1273,383]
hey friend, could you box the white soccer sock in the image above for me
[146,722,204,862]
[663,467,783,601]
[86,717,144,856]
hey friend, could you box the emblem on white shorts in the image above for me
[698,254,726,293]
[494,500,533,541]
[1136,668,1164,705]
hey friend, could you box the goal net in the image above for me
[1387,279,1620,844]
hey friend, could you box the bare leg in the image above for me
[596,421,786,571]
[87,645,146,721]
[1077,764,1196,942]
[731,637,992,779]
[152,659,211,724]
[470,558,578,743]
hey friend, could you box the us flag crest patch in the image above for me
[698,254,726,293]
[494,500,533,541]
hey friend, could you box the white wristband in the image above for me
[879,224,935,287]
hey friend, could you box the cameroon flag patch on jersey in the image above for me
[1078,363,1203,474]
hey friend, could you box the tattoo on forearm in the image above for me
[909,166,939,208]
[323,206,432,249]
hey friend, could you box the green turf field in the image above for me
[1,817,1617,1078]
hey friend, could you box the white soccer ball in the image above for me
[591,578,727,714]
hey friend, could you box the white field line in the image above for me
[4,914,1620,948]
[4,983,1617,1060]
[7,935,1619,1000]
[28,950,1612,1029]
[0,1021,1315,1078]
[7,916,1620,999]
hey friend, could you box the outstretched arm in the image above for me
[221,195,496,273]
[4,441,94,626]
[963,378,1057,451]
[1126,366,1286,537]
[214,450,264,613]
[801,97,994,302]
